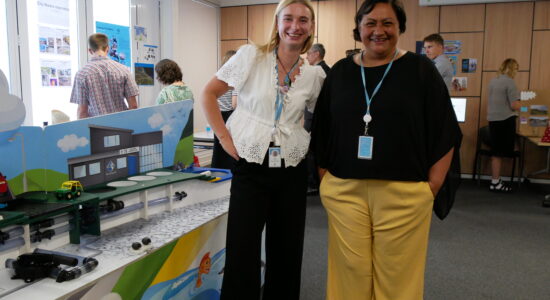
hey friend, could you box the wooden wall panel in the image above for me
[221,7,248,40]
[398,0,439,52]
[318,0,356,65]
[221,40,248,61]
[459,97,481,174]
[440,4,485,33]
[247,4,277,45]
[530,31,550,90]
[483,2,533,71]
[534,1,550,30]
[445,32,484,97]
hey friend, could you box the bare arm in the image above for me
[127,96,138,109]
[511,100,521,111]
[231,95,238,109]
[201,77,239,160]
[318,167,327,181]
[77,104,89,119]
[428,148,454,196]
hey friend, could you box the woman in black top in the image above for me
[310,0,461,299]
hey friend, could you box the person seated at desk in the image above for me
[155,59,194,104]
[487,58,521,193]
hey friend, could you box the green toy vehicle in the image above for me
[55,181,83,200]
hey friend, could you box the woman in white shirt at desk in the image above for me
[200,1,325,299]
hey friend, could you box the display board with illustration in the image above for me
[0,100,194,197]
[518,90,550,138]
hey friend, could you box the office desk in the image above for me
[522,136,550,177]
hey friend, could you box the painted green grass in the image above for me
[7,169,68,196]
[173,135,194,166]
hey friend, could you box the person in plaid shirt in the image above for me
[70,33,139,119]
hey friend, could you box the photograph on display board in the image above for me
[135,63,155,85]
[530,105,548,116]
[528,116,548,127]
[462,58,477,73]
[451,77,467,92]
[134,26,147,42]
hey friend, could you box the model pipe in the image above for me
[0,237,25,252]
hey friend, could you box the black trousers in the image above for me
[220,155,307,300]
[212,110,236,169]
[489,116,517,156]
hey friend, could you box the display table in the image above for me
[0,173,231,299]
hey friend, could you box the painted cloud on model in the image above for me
[148,112,173,136]
[57,134,89,152]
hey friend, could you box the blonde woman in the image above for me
[487,58,521,192]
[200,0,325,299]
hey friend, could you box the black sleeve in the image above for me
[310,70,332,169]
[421,56,463,220]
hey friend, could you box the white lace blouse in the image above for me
[216,45,325,167]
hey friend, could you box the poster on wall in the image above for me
[140,44,158,63]
[134,26,147,42]
[461,58,477,73]
[96,22,132,68]
[135,63,154,85]
[444,40,461,55]
[449,55,458,76]
[40,59,71,87]
[415,41,426,55]
[451,76,467,92]
[37,0,69,27]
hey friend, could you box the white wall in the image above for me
[161,0,219,133]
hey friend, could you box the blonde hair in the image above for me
[257,0,315,55]
[499,58,519,78]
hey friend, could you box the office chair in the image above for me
[472,126,524,186]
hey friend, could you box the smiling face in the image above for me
[423,41,443,60]
[277,3,314,50]
[358,3,400,60]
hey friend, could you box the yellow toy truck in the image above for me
[55,181,83,200]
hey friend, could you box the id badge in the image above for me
[269,147,282,168]
[358,136,373,160]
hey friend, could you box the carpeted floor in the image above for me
[300,180,550,300]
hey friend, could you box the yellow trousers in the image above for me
[320,172,434,300]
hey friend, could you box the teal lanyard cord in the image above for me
[274,48,300,125]
[360,49,399,118]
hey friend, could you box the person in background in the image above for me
[487,58,521,193]
[211,50,238,169]
[306,43,330,75]
[304,43,330,194]
[201,0,325,299]
[311,0,461,299]
[70,33,139,119]
[345,48,361,57]
[423,33,453,90]
[155,59,194,104]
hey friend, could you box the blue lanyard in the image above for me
[360,49,399,116]
[274,49,300,125]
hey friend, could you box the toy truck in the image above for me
[55,181,83,200]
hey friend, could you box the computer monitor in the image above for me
[451,97,467,123]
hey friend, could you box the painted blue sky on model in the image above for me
[0,100,192,180]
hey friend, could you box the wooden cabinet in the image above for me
[221,6,248,40]
[247,4,277,46]
[440,4,485,33]
[317,0,356,65]
[483,2,533,71]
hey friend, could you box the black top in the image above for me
[311,52,462,181]
[318,60,331,76]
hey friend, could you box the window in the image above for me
[23,0,80,125]
[0,0,9,87]
[104,135,120,147]
[139,143,162,173]
[89,162,100,175]
[73,165,86,178]
[117,157,127,169]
